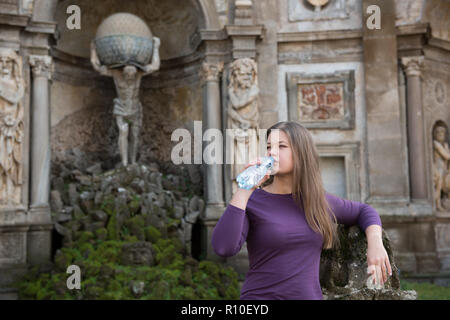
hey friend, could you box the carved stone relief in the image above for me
[226,58,260,194]
[286,70,355,129]
[432,121,450,211]
[0,48,25,206]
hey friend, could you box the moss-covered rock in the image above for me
[319,225,416,300]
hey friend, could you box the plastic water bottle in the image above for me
[236,156,274,190]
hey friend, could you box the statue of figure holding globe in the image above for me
[90,13,160,167]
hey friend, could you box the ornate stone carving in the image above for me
[201,62,224,83]
[286,70,355,129]
[401,56,424,78]
[90,13,161,167]
[432,122,450,211]
[226,58,260,193]
[0,48,25,206]
[29,55,52,79]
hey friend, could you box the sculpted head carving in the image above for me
[123,65,138,81]
[0,48,22,83]
[433,124,448,144]
[229,58,257,90]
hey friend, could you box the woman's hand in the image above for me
[243,157,271,191]
[366,239,392,286]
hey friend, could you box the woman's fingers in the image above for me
[380,261,387,283]
[386,257,393,276]
[376,264,383,285]
[245,157,262,170]
[255,174,270,188]
[367,264,375,285]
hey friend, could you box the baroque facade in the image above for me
[0,0,449,293]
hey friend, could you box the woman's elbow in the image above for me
[212,245,238,258]
[211,237,240,257]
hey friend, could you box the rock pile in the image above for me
[50,157,204,257]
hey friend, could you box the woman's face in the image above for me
[266,130,294,175]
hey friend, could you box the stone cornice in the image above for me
[396,23,429,36]
[277,23,430,43]
[25,20,57,34]
[0,12,29,26]
[199,29,227,41]
[225,25,264,39]
[427,38,450,52]
[277,29,362,42]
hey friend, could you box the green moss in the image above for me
[124,215,145,240]
[95,228,107,241]
[100,194,115,216]
[78,231,94,243]
[106,211,119,240]
[144,226,161,243]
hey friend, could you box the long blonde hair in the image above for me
[262,121,339,249]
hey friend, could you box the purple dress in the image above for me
[211,188,382,300]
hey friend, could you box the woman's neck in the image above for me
[266,174,293,194]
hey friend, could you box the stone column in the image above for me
[401,56,428,200]
[199,61,225,261]
[29,55,52,210]
[28,55,53,266]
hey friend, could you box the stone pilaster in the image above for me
[362,0,409,203]
[401,56,428,201]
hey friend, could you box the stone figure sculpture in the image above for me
[90,13,161,167]
[227,58,260,194]
[0,48,25,205]
[432,123,450,211]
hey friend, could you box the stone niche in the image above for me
[317,143,361,201]
[51,0,204,172]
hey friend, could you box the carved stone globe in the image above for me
[95,13,153,69]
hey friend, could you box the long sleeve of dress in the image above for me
[211,203,250,257]
[325,192,382,232]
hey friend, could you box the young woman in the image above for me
[211,121,392,300]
